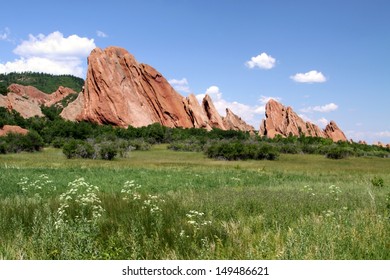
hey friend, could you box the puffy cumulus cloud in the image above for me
[0,57,85,77]
[0,31,96,77]
[245,52,276,69]
[301,103,338,113]
[196,86,280,127]
[290,70,327,83]
[168,78,191,93]
[96,30,108,38]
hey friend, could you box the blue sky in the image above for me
[1,0,389,144]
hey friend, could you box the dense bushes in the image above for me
[205,140,279,161]
[0,131,44,154]
[62,138,151,160]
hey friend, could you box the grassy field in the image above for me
[0,145,389,259]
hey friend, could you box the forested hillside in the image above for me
[0,72,84,95]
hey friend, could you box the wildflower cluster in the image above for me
[17,174,55,198]
[121,180,142,201]
[327,185,342,201]
[142,194,165,214]
[55,178,105,229]
[302,185,316,196]
[185,210,212,231]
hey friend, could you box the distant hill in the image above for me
[0,72,84,95]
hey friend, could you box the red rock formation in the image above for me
[60,92,84,121]
[0,92,44,118]
[0,125,29,137]
[45,86,76,107]
[72,46,194,128]
[324,121,348,142]
[223,108,254,132]
[0,84,76,118]
[183,94,212,130]
[259,99,325,138]
[259,99,347,142]
[7,84,48,104]
[202,94,226,130]
[63,46,253,132]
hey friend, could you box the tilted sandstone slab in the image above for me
[323,121,348,142]
[1,92,44,118]
[0,84,76,118]
[74,47,195,128]
[183,94,212,130]
[259,99,347,142]
[223,108,255,132]
[202,94,226,130]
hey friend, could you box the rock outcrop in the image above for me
[323,121,348,142]
[0,125,29,137]
[259,99,347,142]
[67,46,194,128]
[63,46,254,132]
[0,92,44,118]
[201,94,226,130]
[0,84,76,118]
[183,94,212,130]
[223,108,255,132]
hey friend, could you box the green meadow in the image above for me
[0,145,389,259]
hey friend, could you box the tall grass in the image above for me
[0,147,389,259]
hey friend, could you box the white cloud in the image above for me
[196,86,280,127]
[96,30,108,38]
[301,103,338,113]
[290,70,327,83]
[317,117,329,127]
[0,27,11,41]
[245,52,276,69]
[168,78,191,93]
[0,31,96,77]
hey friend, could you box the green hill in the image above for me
[0,72,84,95]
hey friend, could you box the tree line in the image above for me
[0,72,84,95]
[0,107,389,160]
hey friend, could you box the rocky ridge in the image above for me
[259,99,347,142]
[0,84,76,118]
[61,46,254,132]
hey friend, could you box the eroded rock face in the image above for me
[259,99,326,138]
[66,46,253,132]
[45,86,76,107]
[259,99,347,142]
[0,84,76,118]
[0,92,44,118]
[323,121,348,142]
[183,94,212,130]
[223,108,254,132]
[74,47,194,128]
[0,125,29,136]
[202,94,226,130]
[60,92,85,121]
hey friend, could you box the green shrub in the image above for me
[62,139,94,159]
[325,146,352,159]
[99,142,118,160]
[371,176,384,188]
[205,140,279,161]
